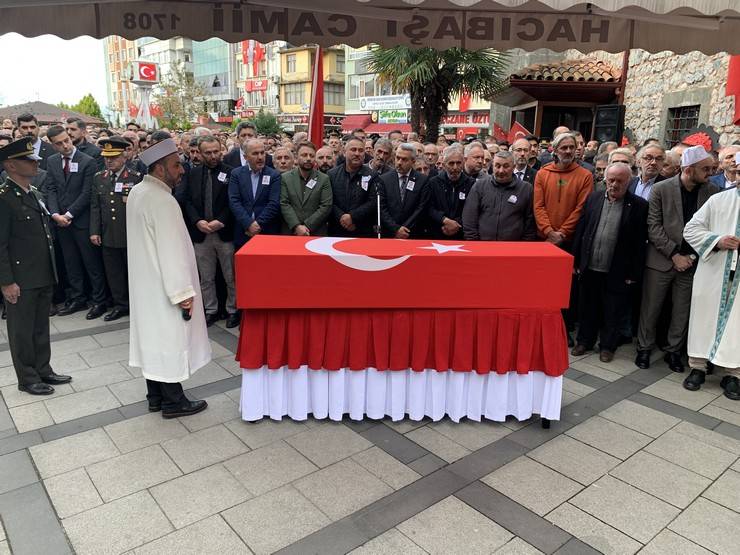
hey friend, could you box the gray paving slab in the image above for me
[151,463,251,529]
[598,399,680,438]
[286,422,373,468]
[39,407,125,442]
[456,481,571,555]
[669,497,740,555]
[482,456,582,517]
[552,537,604,555]
[0,482,72,555]
[0,430,42,456]
[629,392,721,429]
[0,449,38,495]
[446,437,528,482]
[351,446,421,490]
[9,402,53,432]
[640,529,713,555]
[133,514,253,555]
[276,519,369,555]
[397,496,513,555]
[546,503,641,555]
[43,468,103,519]
[348,528,426,555]
[645,429,737,479]
[360,421,430,463]
[407,453,448,476]
[161,423,249,473]
[529,434,620,486]
[570,475,679,544]
[30,428,120,478]
[222,485,331,555]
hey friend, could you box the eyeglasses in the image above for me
[642,155,665,163]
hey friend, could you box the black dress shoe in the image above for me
[664,352,685,373]
[86,304,107,320]
[103,308,129,322]
[205,313,219,327]
[225,312,240,328]
[57,300,87,316]
[635,350,651,369]
[148,402,162,412]
[721,376,740,401]
[162,399,208,419]
[570,344,588,356]
[683,369,706,391]
[49,304,58,317]
[18,383,55,395]
[40,372,72,385]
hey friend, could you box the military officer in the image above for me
[90,137,142,321]
[0,138,72,395]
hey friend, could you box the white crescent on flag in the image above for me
[139,64,155,80]
[305,237,410,272]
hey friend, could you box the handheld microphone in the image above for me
[181,308,191,321]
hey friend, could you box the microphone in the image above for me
[181,308,191,321]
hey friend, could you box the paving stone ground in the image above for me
[1,313,740,554]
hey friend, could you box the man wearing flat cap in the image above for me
[90,136,143,322]
[127,138,210,418]
[635,145,720,372]
[0,138,72,395]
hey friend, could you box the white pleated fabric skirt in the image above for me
[239,366,562,423]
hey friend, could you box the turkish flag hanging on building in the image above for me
[458,90,472,113]
[492,123,508,142]
[252,42,265,77]
[308,46,324,147]
[727,55,740,125]
[507,121,531,143]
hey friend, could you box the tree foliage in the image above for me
[57,94,104,120]
[152,60,205,129]
[368,47,509,143]
[247,109,283,135]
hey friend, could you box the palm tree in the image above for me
[368,47,509,143]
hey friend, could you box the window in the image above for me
[324,83,344,106]
[286,54,296,73]
[336,55,345,74]
[665,105,700,147]
[284,82,304,105]
[259,60,267,77]
[348,75,376,99]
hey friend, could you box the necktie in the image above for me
[516,171,524,181]
[204,170,214,221]
[399,175,408,202]
[63,157,70,176]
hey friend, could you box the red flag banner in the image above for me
[253,41,265,77]
[308,46,324,147]
[727,55,740,125]
[458,90,472,113]
[492,123,508,142]
[507,121,531,144]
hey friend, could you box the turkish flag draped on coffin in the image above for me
[234,237,572,376]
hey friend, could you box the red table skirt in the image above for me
[237,308,568,377]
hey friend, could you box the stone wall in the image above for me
[591,50,738,147]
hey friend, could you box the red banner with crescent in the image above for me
[234,236,572,310]
[507,121,531,144]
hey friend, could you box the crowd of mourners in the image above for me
[2,113,739,400]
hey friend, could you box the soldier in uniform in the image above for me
[0,138,72,395]
[90,137,142,321]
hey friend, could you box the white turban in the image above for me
[139,138,178,166]
[680,145,711,167]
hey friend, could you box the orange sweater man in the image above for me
[534,133,594,245]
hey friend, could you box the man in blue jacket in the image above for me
[228,138,281,250]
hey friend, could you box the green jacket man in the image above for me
[280,142,333,236]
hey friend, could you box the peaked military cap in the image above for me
[0,138,42,163]
[100,136,130,157]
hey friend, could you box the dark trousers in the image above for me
[576,270,629,353]
[101,246,128,310]
[146,380,185,411]
[57,225,106,305]
[6,285,53,386]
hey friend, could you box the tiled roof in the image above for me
[0,101,105,126]
[510,58,622,83]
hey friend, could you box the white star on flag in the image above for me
[419,243,470,254]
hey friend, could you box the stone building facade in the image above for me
[583,50,739,147]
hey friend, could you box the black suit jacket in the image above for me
[182,162,234,243]
[37,140,55,171]
[377,170,430,237]
[223,148,273,169]
[427,172,476,240]
[78,139,104,170]
[573,190,649,292]
[327,164,378,237]
[46,149,97,229]
[514,166,537,185]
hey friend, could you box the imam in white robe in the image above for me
[126,174,211,382]
[684,188,740,369]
